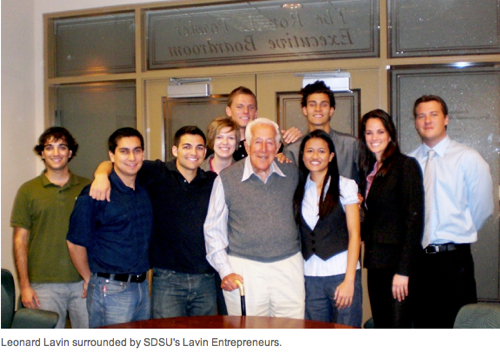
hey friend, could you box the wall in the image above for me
[1,0,36,276]
[0,0,166,287]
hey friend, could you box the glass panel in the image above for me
[277,90,360,136]
[163,96,227,160]
[147,0,379,69]
[390,65,500,300]
[56,82,136,179]
[54,13,135,77]
[388,0,500,57]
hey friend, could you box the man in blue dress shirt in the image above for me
[67,127,153,328]
[408,95,494,328]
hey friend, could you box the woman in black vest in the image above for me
[358,109,424,328]
[294,130,362,327]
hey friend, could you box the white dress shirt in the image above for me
[302,175,361,276]
[204,157,286,279]
[409,135,494,244]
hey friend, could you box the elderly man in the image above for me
[204,118,304,318]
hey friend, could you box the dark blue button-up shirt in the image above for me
[67,170,153,275]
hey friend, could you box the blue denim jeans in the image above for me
[152,268,216,318]
[31,281,88,328]
[86,274,150,328]
[304,269,362,327]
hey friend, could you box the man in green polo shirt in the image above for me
[11,127,90,328]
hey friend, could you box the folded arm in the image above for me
[89,161,113,201]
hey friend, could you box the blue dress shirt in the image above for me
[67,170,153,274]
[409,135,494,244]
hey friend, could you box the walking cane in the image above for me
[234,279,246,316]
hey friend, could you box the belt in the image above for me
[96,272,147,283]
[423,243,469,254]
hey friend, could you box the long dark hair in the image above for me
[358,109,400,188]
[293,130,340,221]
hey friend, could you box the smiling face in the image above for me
[213,126,237,159]
[41,137,72,172]
[414,100,449,148]
[302,137,334,175]
[172,133,206,175]
[109,136,144,180]
[226,94,258,132]
[302,93,335,132]
[245,123,280,179]
[364,118,391,162]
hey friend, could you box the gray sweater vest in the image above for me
[219,159,300,262]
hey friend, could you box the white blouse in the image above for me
[302,174,361,277]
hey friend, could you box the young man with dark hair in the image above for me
[107,126,145,152]
[91,125,219,319]
[67,127,152,328]
[11,126,90,328]
[226,86,302,161]
[409,95,494,328]
[285,80,359,182]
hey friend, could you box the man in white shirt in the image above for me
[408,95,494,328]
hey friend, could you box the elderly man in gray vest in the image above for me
[204,118,305,318]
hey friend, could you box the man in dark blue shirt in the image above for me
[67,127,153,328]
[91,126,218,319]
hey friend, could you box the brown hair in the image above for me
[206,116,240,150]
[358,109,400,183]
[227,86,257,109]
[413,95,449,118]
[34,126,79,161]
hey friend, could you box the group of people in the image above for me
[11,81,494,329]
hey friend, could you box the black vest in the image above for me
[299,201,349,261]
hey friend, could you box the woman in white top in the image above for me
[200,116,240,316]
[293,129,362,326]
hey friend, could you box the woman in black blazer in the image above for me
[358,109,424,328]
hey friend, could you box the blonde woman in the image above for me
[201,116,240,174]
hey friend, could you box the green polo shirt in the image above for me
[11,171,90,283]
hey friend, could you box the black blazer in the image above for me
[361,153,424,276]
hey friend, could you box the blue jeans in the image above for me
[31,281,88,328]
[152,268,216,318]
[86,274,150,328]
[304,269,362,327]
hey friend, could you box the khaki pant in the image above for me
[223,252,305,319]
